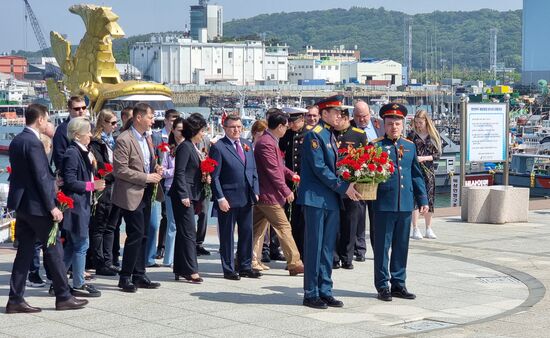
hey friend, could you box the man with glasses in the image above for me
[304,105,320,126]
[52,96,88,171]
[351,99,384,262]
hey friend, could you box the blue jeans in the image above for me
[145,201,161,266]
[163,196,177,266]
[63,230,89,288]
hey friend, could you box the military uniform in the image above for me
[372,103,428,300]
[333,126,368,267]
[280,124,313,257]
[297,96,351,307]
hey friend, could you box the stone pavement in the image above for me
[0,201,549,337]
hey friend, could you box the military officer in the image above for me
[280,107,312,258]
[372,103,429,302]
[297,95,362,309]
[332,109,368,270]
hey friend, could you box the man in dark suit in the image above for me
[372,103,428,302]
[52,96,88,171]
[351,99,384,261]
[209,114,260,280]
[6,104,88,313]
[112,103,163,292]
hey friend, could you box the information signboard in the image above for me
[466,103,507,162]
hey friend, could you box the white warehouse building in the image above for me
[341,59,403,86]
[288,58,341,84]
[131,35,271,85]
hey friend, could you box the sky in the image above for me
[0,0,522,54]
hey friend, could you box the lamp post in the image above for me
[504,93,510,186]
[459,93,467,203]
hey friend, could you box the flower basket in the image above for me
[336,144,395,201]
[355,182,378,200]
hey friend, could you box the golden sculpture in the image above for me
[50,4,171,114]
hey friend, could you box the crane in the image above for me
[23,0,49,56]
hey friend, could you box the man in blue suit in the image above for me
[372,103,429,302]
[6,104,88,313]
[52,96,88,171]
[297,95,362,309]
[209,114,261,280]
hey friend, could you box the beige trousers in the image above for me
[252,203,303,270]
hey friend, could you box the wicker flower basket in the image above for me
[355,183,378,200]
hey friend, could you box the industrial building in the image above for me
[190,0,223,42]
[522,0,550,85]
[264,44,289,84]
[131,35,270,85]
[340,59,403,86]
[0,56,28,80]
[288,58,341,84]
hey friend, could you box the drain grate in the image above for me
[477,276,522,284]
[398,319,455,331]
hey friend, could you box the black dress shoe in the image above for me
[196,246,211,256]
[303,297,328,309]
[55,296,89,311]
[377,288,392,301]
[133,276,161,289]
[355,256,366,262]
[332,261,341,269]
[96,267,117,276]
[239,269,262,278]
[270,252,286,261]
[391,286,416,300]
[71,284,102,298]
[223,272,241,281]
[320,296,344,307]
[146,263,161,268]
[261,252,271,263]
[341,262,354,270]
[108,265,121,273]
[6,301,42,314]
[118,277,137,293]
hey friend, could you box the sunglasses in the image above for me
[72,106,87,111]
[105,120,118,126]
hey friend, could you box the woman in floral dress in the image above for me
[407,110,442,240]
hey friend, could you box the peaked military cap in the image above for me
[282,106,307,122]
[379,102,407,119]
[315,95,353,111]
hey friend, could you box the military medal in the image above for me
[311,139,319,149]
[398,145,404,160]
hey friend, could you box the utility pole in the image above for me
[490,28,498,80]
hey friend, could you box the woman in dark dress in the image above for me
[407,110,442,240]
[88,109,119,275]
[169,113,208,283]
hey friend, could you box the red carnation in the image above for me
[157,142,170,153]
[292,176,300,183]
[6,166,11,174]
[377,165,383,172]
[342,171,351,180]
[368,163,376,172]
[200,157,218,174]
[104,163,113,172]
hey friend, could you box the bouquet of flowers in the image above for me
[92,163,112,215]
[200,156,218,198]
[336,145,395,200]
[47,191,74,247]
[152,142,170,203]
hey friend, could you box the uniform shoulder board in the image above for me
[352,127,365,134]
[402,138,414,144]
[313,125,323,133]
[305,125,314,131]
[371,137,384,143]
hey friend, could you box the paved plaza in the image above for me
[0,201,549,337]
